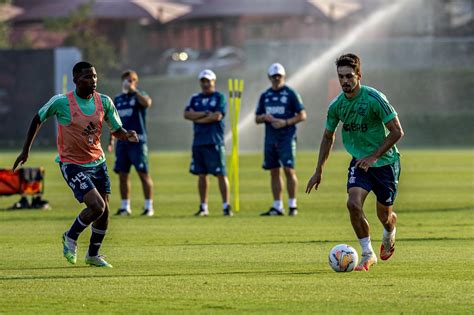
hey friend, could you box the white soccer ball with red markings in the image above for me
[328,244,359,272]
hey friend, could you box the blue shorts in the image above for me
[262,137,296,170]
[347,157,401,206]
[60,162,111,203]
[114,141,149,174]
[190,144,226,176]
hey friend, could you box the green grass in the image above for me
[0,150,473,314]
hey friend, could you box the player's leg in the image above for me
[207,144,232,216]
[85,163,113,267]
[371,159,401,261]
[131,142,154,216]
[280,137,298,215]
[190,145,209,216]
[197,174,209,216]
[345,158,377,271]
[261,144,284,216]
[347,187,377,271]
[217,175,232,216]
[138,171,154,216]
[114,142,132,215]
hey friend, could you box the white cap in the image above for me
[198,69,216,81]
[268,63,286,76]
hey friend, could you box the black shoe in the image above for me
[194,206,209,217]
[141,208,155,217]
[115,208,131,216]
[31,196,51,209]
[289,207,298,216]
[260,207,284,216]
[10,196,30,209]
[223,206,233,217]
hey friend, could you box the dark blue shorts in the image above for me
[190,144,226,176]
[114,141,149,174]
[262,137,296,170]
[60,162,111,203]
[347,157,401,206]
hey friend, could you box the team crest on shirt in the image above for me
[280,96,288,104]
[357,102,368,116]
[210,98,216,107]
[129,98,136,106]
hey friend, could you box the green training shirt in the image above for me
[38,90,122,167]
[325,85,399,167]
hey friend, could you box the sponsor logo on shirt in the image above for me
[265,106,285,115]
[343,122,368,132]
[118,108,133,117]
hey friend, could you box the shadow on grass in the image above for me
[0,269,325,281]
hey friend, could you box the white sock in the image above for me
[144,199,153,210]
[201,203,208,211]
[273,200,283,211]
[121,199,131,211]
[288,198,297,208]
[223,202,229,210]
[359,236,374,255]
[383,227,396,238]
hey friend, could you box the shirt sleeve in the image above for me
[325,102,340,132]
[184,95,195,112]
[102,95,122,132]
[369,90,397,124]
[255,94,265,115]
[290,89,305,113]
[216,93,226,116]
[37,95,63,123]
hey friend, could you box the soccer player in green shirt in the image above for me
[306,54,404,271]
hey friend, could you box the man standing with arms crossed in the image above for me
[110,70,154,217]
[13,61,138,268]
[184,69,232,217]
[306,54,404,271]
[256,63,307,216]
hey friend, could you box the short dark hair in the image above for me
[73,61,94,77]
[335,54,361,75]
[121,69,138,81]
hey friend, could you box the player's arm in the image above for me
[355,117,404,170]
[305,128,336,193]
[194,111,223,124]
[13,114,43,171]
[255,94,274,124]
[103,95,138,143]
[184,108,208,121]
[135,90,152,108]
[272,110,307,129]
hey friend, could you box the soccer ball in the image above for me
[328,244,359,272]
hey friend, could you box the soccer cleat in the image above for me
[289,207,298,216]
[115,208,131,216]
[194,206,209,217]
[85,255,113,268]
[141,208,154,217]
[10,196,30,210]
[260,207,284,216]
[354,251,377,271]
[31,196,51,210]
[223,206,233,217]
[380,227,396,261]
[62,233,77,264]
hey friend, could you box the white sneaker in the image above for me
[141,208,154,217]
[85,255,113,268]
[354,251,377,271]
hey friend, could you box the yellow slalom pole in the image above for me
[233,79,240,212]
[227,78,235,198]
[62,74,68,94]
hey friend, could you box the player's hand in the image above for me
[271,118,286,129]
[13,150,29,171]
[126,130,139,143]
[355,155,377,172]
[107,139,114,153]
[305,170,322,193]
[265,114,275,122]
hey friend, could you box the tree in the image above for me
[44,1,118,74]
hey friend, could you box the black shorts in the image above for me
[347,157,401,206]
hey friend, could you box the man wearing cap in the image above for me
[256,63,307,216]
[184,69,232,217]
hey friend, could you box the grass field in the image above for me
[0,150,473,314]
